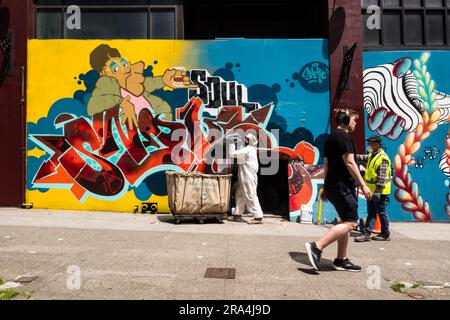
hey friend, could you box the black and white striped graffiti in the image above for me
[363,60,450,140]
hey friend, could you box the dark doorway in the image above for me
[229,159,289,218]
[257,159,289,217]
[183,0,328,39]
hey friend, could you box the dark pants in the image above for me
[325,183,359,223]
[364,195,390,236]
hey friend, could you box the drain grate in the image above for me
[205,268,235,279]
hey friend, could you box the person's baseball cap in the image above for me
[366,135,382,144]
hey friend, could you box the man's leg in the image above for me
[242,174,264,223]
[364,199,377,233]
[337,228,349,260]
[306,186,359,271]
[372,195,391,240]
[316,222,354,251]
[332,220,361,272]
[318,186,359,250]
[228,183,245,222]
[355,199,375,242]
[326,189,361,271]
[379,213,390,236]
[306,221,357,271]
[234,184,245,215]
[379,195,390,235]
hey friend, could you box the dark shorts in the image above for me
[325,183,359,222]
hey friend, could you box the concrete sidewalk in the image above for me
[0,208,449,300]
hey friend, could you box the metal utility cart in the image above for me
[166,171,232,224]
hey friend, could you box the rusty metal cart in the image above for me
[166,171,232,224]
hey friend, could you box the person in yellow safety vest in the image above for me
[355,135,392,242]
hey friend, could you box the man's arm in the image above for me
[228,138,249,157]
[356,154,369,163]
[342,153,372,200]
[229,146,250,156]
[143,76,165,93]
[356,153,369,175]
[87,76,122,116]
[226,137,248,168]
[146,94,173,120]
[375,159,389,194]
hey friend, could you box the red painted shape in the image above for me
[34,160,57,181]
[274,141,317,164]
[55,113,75,125]
[116,148,192,185]
[243,104,273,125]
[93,109,121,157]
[70,183,87,201]
[34,164,73,185]
[288,162,313,213]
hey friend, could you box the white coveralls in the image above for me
[228,134,264,219]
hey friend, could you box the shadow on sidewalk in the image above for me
[289,252,335,273]
[156,214,225,225]
[157,214,178,224]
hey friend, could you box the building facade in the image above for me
[0,0,448,222]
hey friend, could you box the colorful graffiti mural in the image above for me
[26,39,330,219]
[364,51,450,222]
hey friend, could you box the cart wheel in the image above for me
[174,218,181,224]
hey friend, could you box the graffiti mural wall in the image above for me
[26,39,330,217]
[364,51,450,222]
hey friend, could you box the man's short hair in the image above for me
[366,135,382,144]
[333,108,359,125]
[90,44,121,72]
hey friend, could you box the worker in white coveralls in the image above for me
[226,132,264,224]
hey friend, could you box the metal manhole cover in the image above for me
[205,268,235,279]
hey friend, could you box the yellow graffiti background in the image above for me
[27,40,200,212]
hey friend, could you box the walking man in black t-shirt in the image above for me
[305,108,373,272]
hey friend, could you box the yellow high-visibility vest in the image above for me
[364,150,391,195]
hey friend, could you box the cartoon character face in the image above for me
[103,57,145,96]
[103,57,130,79]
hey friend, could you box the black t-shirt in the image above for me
[324,128,357,189]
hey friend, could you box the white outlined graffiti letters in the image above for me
[188,69,260,113]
